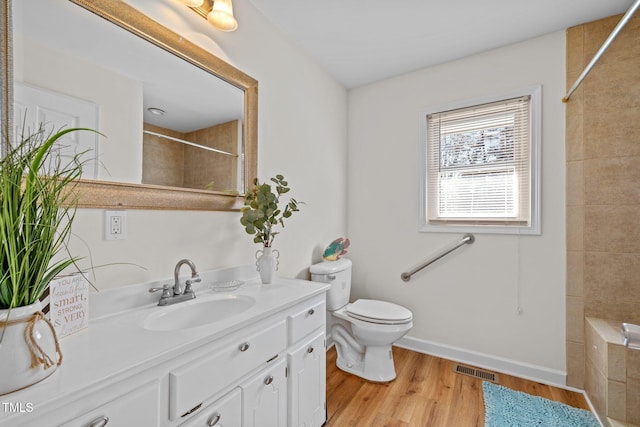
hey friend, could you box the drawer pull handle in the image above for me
[264,375,274,385]
[207,412,221,426]
[239,342,250,352]
[308,308,315,315]
[307,346,314,354]
[88,416,109,427]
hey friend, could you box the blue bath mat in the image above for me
[482,382,600,427]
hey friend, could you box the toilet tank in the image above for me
[310,258,352,311]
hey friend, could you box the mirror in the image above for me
[6,0,257,210]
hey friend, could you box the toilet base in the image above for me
[335,344,397,382]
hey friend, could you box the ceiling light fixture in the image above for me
[147,107,166,116]
[207,0,238,31]
[182,0,238,32]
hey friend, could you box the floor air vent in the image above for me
[453,364,499,383]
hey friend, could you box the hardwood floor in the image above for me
[325,346,590,426]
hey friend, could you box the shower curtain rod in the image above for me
[143,129,238,157]
[563,0,640,102]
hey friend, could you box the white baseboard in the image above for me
[396,335,568,389]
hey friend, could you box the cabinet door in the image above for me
[287,331,326,427]
[241,358,287,427]
[60,381,159,427]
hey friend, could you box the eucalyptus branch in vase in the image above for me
[239,174,301,247]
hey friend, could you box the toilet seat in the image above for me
[346,299,412,325]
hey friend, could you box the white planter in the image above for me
[0,301,61,395]
[255,246,280,284]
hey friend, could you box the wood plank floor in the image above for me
[325,346,590,426]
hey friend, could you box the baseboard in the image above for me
[396,335,568,388]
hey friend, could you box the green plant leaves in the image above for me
[0,126,98,310]
[239,174,302,246]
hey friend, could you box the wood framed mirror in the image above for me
[3,0,257,211]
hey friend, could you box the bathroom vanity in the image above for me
[0,266,329,427]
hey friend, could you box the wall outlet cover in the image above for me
[105,210,127,240]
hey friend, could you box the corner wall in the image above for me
[348,32,567,382]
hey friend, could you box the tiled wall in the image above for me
[143,123,186,187]
[585,318,640,426]
[566,13,640,389]
[142,121,239,191]
[183,120,239,192]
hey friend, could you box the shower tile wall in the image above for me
[142,120,239,191]
[565,13,640,389]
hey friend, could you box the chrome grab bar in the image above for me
[401,233,475,282]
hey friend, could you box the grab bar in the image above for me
[401,233,475,282]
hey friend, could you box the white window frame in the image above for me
[419,85,541,235]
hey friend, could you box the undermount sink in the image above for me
[141,295,256,331]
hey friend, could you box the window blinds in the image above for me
[425,96,531,225]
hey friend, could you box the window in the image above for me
[420,87,541,234]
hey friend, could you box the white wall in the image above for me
[347,32,567,382]
[14,0,348,290]
[14,39,143,183]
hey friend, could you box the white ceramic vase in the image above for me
[0,301,60,396]
[255,246,280,284]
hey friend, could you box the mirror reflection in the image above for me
[13,0,245,194]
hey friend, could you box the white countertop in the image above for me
[0,265,328,425]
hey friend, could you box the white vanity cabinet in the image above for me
[180,357,288,427]
[59,381,160,427]
[241,357,288,427]
[169,320,287,420]
[9,377,162,427]
[287,331,326,427]
[174,296,326,427]
[179,388,242,427]
[0,277,328,427]
[286,300,327,427]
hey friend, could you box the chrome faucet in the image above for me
[149,259,201,306]
[174,259,200,295]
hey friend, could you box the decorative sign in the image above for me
[48,274,89,338]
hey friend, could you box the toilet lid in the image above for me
[346,299,412,325]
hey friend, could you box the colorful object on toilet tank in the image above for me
[323,237,350,261]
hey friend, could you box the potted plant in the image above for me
[240,174,301,283]
[0,126,93,395]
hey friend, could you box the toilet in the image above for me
[310,258,413,382]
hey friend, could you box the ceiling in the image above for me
[247,0,635,88]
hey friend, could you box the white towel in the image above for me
[621,323,640,350]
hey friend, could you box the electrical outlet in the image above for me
[105,210,127,240]
[110,215,121,234]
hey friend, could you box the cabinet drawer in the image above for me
[179,388,241,427]
[288,300,325,344]
[60,381,159,427]
[170,320,286,420]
